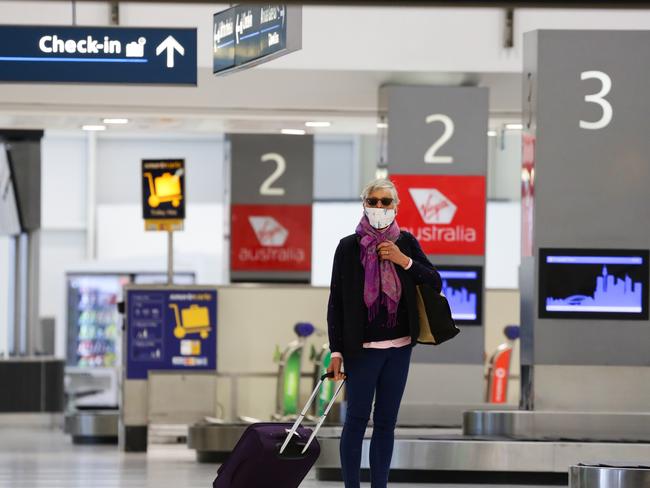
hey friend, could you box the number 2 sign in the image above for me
[229,134,314,282]
[381,85,489,176]
[229,134,314,205]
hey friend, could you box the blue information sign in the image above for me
[213,9,236,73]
[213,4,300,75]
[0,25,197,85]
[126,287,217,380]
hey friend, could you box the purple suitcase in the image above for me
[213,373,346,488]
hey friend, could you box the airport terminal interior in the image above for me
[0,1,649,487]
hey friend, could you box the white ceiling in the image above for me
[0,69,522,134]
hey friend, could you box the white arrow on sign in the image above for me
[156,35,184,68]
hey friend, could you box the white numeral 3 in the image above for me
[579,71,613,130]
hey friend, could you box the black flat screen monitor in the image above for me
[538,248,649,320]
[436,265,483,326]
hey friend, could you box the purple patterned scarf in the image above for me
[355,215,402,328]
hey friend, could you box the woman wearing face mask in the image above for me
[326,178,442,488]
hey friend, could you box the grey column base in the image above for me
[65,411,118,445]
[570,464,650,488]
[124,425,148,452]
[188,423,249,462]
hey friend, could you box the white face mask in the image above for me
[364,207,396,229]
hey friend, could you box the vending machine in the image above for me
[66,272,195,408]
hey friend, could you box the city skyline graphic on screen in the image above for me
[539,249,649,320]
[437,266,483,325]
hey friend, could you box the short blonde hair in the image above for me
[361,178,400,204]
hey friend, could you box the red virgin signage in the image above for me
[231,204,312,272]
[391,174,486,256]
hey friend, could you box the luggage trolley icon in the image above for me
[169,303,211,339]
[144,170,183,208]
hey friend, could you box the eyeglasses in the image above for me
[365,197,394,207]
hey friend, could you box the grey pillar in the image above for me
[7,236,18,356]
[1,131,43,358]
[26,230,40,356]
[521,30,650,411]
[379,85,489,407]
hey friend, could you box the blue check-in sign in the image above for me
[0,25,197,85]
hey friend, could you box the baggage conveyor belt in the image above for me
[314,411,650,483]
[315,434,650,474]
[190,415,650,484]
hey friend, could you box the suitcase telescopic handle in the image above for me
[279,371,347,455]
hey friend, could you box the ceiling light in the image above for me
[102,118,129,125]
[505,123,523,130]
[305,121,331,128]
[375,168,388,179]
[281,129,306,136]
[376,122,388,129]
[487,130,497,137]
[82,125,106,131]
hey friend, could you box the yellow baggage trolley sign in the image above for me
[125,287,217,380]
[142,159,185,231]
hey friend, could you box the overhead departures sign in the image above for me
[0,25,196,85]
[213,4,301,75]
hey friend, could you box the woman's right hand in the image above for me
[327,356,344,381]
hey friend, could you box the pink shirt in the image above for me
[331,337,411,359]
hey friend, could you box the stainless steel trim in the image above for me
[398,402,516,427]
[569,464,650,488]
[464,410,650,442]
[316,437,650,473]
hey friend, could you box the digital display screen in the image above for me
[258,5,287,58]
[436,265,483,325]
[214,4,290,75]
[539,249,649,320]
[234,5,260,66]
[213,9,236,73]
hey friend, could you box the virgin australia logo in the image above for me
[248,216,288,247]
[408,188,457,224]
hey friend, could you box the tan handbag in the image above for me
[415,284,460,345]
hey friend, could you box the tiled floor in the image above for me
[0,427,562,488]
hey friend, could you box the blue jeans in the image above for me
[340,346,412,488]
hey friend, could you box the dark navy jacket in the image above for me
[327,231,442,358]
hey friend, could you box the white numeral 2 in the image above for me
[259,153,286,196]
[580,71,613,130]
[424,114,455,164]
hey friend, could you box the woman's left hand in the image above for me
[377,241,410,268]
